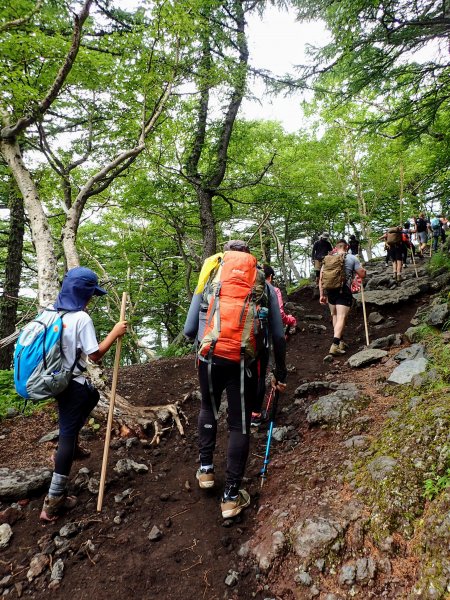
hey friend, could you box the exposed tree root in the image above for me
[88,362,188,443]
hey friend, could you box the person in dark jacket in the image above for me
[348,235,360,256]
[312,232,333,284]
[184,240,287,519]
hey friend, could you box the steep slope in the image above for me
[0,257,448,600]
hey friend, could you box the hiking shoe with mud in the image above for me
[339,341,348,352]
[196,467,215,489]
[221,489,250,519]
[40,494,77,522]
[329,343,346,356]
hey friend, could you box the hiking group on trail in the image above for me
[10,218,447,522]
[381,214,448,282]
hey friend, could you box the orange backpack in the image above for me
[198,251,267,363]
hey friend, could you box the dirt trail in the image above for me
[0,268,426,599]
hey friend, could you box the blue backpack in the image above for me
[14,309,81,401]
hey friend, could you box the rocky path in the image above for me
[1,257,448,599]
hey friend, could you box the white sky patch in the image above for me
[242,7,330,132]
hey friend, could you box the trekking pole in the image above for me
[360,282,370,346]
[260,389,280,488]
[262,387,275,421]
[97,292,127,512]
[410,247,419,279]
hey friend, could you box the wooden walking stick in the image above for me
[410,246,419,279]
[97,292,127,512]
[360,281,370,346]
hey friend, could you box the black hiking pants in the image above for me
[55,379,99,476]
[198,358,258,488]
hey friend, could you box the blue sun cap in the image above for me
[54,267,107,311]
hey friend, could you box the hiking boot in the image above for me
[329,343,346,356]
[221,489,250,519]
[40,494,77,522]
[339,341,348,351]
[250,412,262,428]
[196,467,215,489]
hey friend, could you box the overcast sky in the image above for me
[243,7,329,132]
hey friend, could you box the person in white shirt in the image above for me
[40,267,127,521]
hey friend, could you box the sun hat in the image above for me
[55,267,107,311]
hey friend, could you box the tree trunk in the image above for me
[346,138,373,260]
[267,220,302,282]
[198,188,217,258]
[0,180,24,369]
[0,138,59,306]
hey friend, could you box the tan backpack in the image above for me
[386,227,402,245]
[321,253,346,290]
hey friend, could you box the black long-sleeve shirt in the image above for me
[312,239,332,260]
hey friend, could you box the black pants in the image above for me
[198,359,258,488]
[55,379,99,476]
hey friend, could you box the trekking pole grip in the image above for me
[97,292,127,512]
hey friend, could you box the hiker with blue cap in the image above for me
[40,267,127,521]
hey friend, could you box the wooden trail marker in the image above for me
[97,292,127,512]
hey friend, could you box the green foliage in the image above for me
[429,251,450,275]
[158,343,193,358]
[423,468,450,501]
[0,370,48,418]
[87,417,100,432]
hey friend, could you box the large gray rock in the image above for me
[347,349,387,368]
[387,357,428,385]
[393,344,425,362]
[404,326,424,343]
[354,277,429,306]
[290,517,346,565]
[426,303,450,327]
[306,384,364,426]
[0,468,52,500]
[369,333,402,350]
